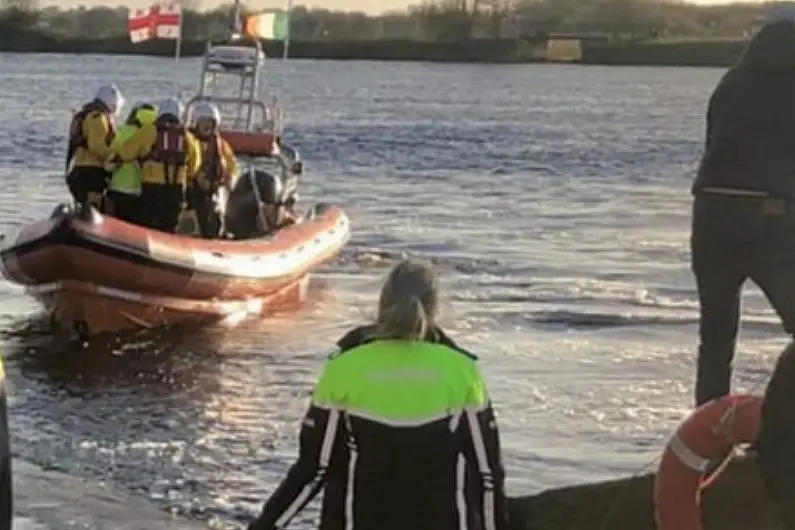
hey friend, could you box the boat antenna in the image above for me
[231,0,242,40]
[173,0,184,97]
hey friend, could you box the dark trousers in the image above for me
[691,193,795,406]
[139,183,182,233]
[189,186,221,238]
[66,166,108,205]
[105,190,142,225]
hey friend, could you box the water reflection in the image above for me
[9,322,225,397]
[0,276,355,523]
[4,321,226,486]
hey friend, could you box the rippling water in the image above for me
[0,53,784,527]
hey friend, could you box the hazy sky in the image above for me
[44,0,763,15]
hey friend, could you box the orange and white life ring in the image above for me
[654,394,763,530]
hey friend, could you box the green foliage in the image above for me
[0,0,770,66]
[0,0,772,42]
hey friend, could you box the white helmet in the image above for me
[94,83,125,117]
[192,101,221,126]
[157,97,184,121]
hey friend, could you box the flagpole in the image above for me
[275,0,292,135]
[283,0,292,62]
[173,0,184,97]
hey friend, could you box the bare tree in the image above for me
[588,0,665,38]
[478,0,517,37]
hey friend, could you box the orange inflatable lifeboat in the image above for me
[0,202,350,338]
[654,394,763,530]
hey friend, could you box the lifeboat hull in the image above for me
[0,202,351,335]
[1,202,349,298]
[28,276,311,337]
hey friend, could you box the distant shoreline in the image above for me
[0,32,747,67]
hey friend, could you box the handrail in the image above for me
[183,96,269,131]
[266,141,302,178]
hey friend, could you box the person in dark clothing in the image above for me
[246,260,508,530]
[691,9,795,408]
[757,341,795,529]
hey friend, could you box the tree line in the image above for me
[0,0,770,42]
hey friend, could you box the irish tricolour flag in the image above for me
[244,11,290,41]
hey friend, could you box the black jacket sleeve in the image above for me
[248,404,343,530]
[0,365,11,530]
[461,401,508,530]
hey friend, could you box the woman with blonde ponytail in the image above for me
[248,259,508,530]
[375,259,437,341]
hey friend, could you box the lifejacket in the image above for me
[65,101,115,170]
[191,129,225,191]
[146,120,188,186]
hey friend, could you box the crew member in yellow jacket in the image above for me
[105,103,157,225]
[188,100,238,238]
[109,97,202,233]
[65,84,124,208]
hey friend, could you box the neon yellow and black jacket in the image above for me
[248,325,508,530]
[108,106,157,195]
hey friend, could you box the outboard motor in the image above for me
[282,172,299,209]
[225,169,285,239]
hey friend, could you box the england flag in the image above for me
[127,1,182,43]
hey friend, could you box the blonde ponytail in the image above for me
[377,295,428,341]
[376,260,439,341]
